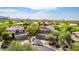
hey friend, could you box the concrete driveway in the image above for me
[34,45,56,51]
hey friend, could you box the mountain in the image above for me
[0,16,24,20]
[0,16,10,19]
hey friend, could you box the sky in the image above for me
[0,7,79,20]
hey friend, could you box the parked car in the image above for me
[32,40,43,46]
[49,41,56,45]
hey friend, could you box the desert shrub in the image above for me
[71,27,79,32]
[72,45,79,51]
[46,33,57,41]
[22,43,36,51]
[59,23,72,32]
[72,42,79,51]
[7,41,36,51]
[53,25,60,31]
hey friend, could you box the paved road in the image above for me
[0,46,56,51]
[34,45,56,51]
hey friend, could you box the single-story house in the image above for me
[36,33,49,40]
[36,26,58,40]
[38,27,50,34]
[5,26,28,40]
[43,21,50,26]
[36,27,50,40]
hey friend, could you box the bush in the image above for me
[71,27,79,32]
[72,42,79,51]
[46,33,57,41]
[22,43,36,51]
[27,23,39,36]
[72,45,79,51]
[7,41,36,51]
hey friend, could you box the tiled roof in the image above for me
[72,32,79,38]
[6,26,24,31]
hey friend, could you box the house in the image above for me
[70,23,77,26]
[45,26,55,32]
[71,32,79,41]
[36,27,50,40]
[0,22,3,24]
[43,21,50,26]
[16,22,23,26]
[5,26,28,40]
[36,26,58,40]
[38,27,50,34]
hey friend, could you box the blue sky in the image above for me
[0,7,79,20]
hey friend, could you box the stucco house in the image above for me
[71,31,79,42]
[5,26,28,40]
[36,27,50,40]
[36,26,59,40]
[43,21,50,26]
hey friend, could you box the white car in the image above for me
[32,40,43,46]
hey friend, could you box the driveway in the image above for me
[34,45,56,51]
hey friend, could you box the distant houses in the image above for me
[70,23,77,26]
[0,22,3,24]
[16,22,23,26]
[43,21,49,26]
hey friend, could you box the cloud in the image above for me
[0,0,60,7]
[30,7,58,9]
[33,7,59,15]
[0,7,59,19]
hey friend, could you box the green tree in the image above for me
[27,23,39,43]
[1,32,13,49]
[27,23,39,36]
[1,32,12,41]
[23,21,30,29]
[58,29,72,49]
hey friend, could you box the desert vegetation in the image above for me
[0,18,79,51]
